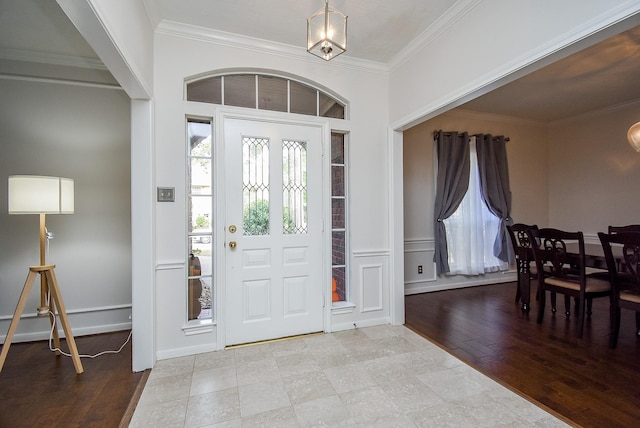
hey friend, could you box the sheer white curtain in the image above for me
[443,137,508,275]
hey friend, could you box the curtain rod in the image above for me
[433,130,510,142]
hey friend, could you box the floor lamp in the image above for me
[0,175,83,374]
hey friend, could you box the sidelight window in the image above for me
[186,118,214,323]
[331,132,348,303]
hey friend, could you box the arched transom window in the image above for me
[186,72,346,119]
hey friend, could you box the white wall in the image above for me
[57,0,154,99]
[152,29,393,358]
[0,78,132,343]
[389,0,640,128]
[40,1,640,366]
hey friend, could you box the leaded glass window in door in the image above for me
[242,137,270,236]
[283,140,308,234]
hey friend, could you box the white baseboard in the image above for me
[405,272,516,295]
[156,342,219,361]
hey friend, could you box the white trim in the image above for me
[405,272,516,296]
[1,322,132,344]
[0,47,107,70]
[352,249,390,257]
[155,260,185,270]
[156,342,218,361]
[389,0,481,71]
[0,303,132,321]
[390,5,640,131]
[0,73,122,90]
[131,99,155,372]
[156,20,389,75]
[331,316,391,332]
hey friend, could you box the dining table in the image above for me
[517,241,623,312]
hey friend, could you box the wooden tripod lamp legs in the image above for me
[0,264,84,374]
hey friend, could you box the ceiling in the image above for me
[1,0,639,123]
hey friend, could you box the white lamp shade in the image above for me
[8,175,74,214]
[628,121,640,153]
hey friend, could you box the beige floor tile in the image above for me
[131,326,568,427]
[238,378,291,417]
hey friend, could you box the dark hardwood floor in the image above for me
[0,330,148,427]
[4,285,638,427]
[405,282,640,428]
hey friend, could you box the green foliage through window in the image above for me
[243,200,296,235]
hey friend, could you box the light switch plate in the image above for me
[157,187,175,202]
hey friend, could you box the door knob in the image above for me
[229,225,237,233]
[229,241,237,249]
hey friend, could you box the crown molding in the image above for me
[155,20,390,75]
[141,0,161,29]
[0,47,106,70]
[388,0,482,72]
[0,73,122,90]
[390,1,640,131]
[444,108,548,127]
[550,98,640,126]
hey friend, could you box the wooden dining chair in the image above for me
[598,231,640,348]
[528,228,611,338]
[507,223,549,312]
[609,224,640,234]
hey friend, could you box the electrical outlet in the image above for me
[418,265,423,274]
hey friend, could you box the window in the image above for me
[187,119,214,322]
[242,136,270,236]
[331,133,348,302]
[186,73,346,119]
[282,140,308,234]
[443,137,507,275]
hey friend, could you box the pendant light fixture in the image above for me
[307,0,347,61]
[627,121,640,152]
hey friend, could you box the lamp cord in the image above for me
[45,292,132,359]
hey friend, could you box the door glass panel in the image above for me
[258,75,287,112]
[243,137,270,236]
[283,140,307,234]
[225,74,256,108]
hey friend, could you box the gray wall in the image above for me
[0,77,132,342]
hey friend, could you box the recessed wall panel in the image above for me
[361,264,383,313]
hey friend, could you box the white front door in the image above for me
[224,117,324,346]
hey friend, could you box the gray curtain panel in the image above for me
[433,131,470,274]
[475,134,512,262]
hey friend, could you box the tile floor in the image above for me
[130,325,569,427]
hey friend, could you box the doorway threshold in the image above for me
[225,331,324,349]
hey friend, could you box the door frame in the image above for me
[214,108,332,348]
